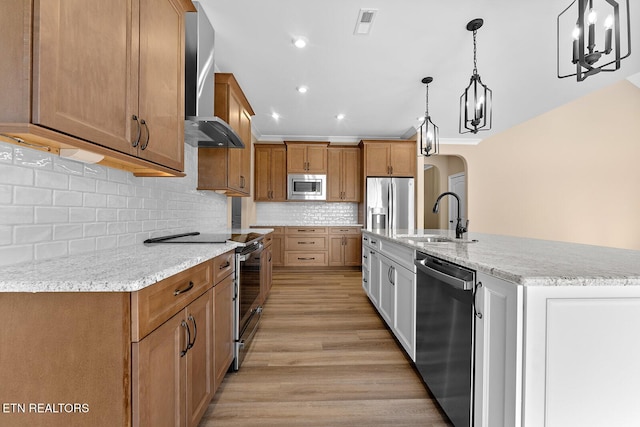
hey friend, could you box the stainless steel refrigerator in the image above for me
[366,177,414,230]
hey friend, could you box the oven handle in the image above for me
[237,306,263,350]
[414,259,474,291]
[237,242,264,262]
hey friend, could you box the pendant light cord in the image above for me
[425,84,430,119]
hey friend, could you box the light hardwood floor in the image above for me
[199,268,453,426]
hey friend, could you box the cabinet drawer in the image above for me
[131,260,213,341]
[285,236,327,250]
[213,250,235,284]
[330,226,361,235]
[362,233,380,250]
[286,226,327,235]
[285,251,328,267]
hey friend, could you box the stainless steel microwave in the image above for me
[287,174,326,200]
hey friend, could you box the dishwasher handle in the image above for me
[414,258,474,291]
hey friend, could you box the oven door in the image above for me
[234,242,263,370]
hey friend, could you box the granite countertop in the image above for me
[0,228,274,293]
[364,229,640,287]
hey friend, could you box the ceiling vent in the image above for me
[354,9,378,35]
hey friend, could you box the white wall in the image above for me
[0,141,228,267]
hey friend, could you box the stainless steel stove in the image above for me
[143,231,265,371]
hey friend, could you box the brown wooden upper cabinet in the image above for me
[254,144,287,201]
[198,73,255,196]
[327,146,361,202]
[361,140,416,177]
[0,0,195,177]
[285,141,329,174]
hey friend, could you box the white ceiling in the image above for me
[198,0,640,143]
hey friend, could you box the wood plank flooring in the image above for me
[198,269,453,426]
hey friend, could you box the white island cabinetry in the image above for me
[362,231,416,361]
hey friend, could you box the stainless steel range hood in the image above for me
[184,2,244,148]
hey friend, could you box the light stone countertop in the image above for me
[0,228,275,293]
[365,229,640,287]
[0,242,238,293]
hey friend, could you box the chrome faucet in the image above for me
[433,192,468,239]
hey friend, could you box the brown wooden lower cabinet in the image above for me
[214,274,234,389]
[0,252,236,427]
[328,227,362,267]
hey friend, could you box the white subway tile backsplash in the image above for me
[1,206,34,224]
[14,225,53,244]
[256,202,359,225]
[14,147,53,169]
[53,224,83,241]
[0,164,34,186]
[1,143,228,266]
[35,170,69,189]
[0,184,12,204]
[53,190,83,207]
[69,207,96,223]
[34,206,69,224]
[14,186,52,205]
[69,175,96,192]
[0,244,32,266]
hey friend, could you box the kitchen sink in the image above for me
[396,234,477,244]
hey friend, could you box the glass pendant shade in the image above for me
[459,18,492,134]
[557,0,631,81]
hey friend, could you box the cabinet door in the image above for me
[394,264,416,360]
[343,235,362,266]
[254,146,272,201]
[474,272,522,427]
[137,0,185,171]
[214,274,235,389]
[326,149,343,201]
[286,144,307,173]
[306,144,328,173]
[389,143,416,177]
[186,291,214,427]
[270,146,288,201]
[328,235,345,266]
[378,255,395,327]
[133,310,186,427]
[368,250,381,307]
[365,143,391,176]
[341,148,361,201]
[239,108,252,193]
[226,91,243,192]
[34,0,136,154]
[271,233,284,266]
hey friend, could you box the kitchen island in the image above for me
[362,228,640,427]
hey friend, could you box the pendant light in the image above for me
[557,0,631,81]
[419,77,439,157]
[459,18,492,134]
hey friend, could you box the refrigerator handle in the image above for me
[389,181,394,229]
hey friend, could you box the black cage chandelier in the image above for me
[557,0,631,81]
[459,18,492,134]
[419,77,439,157]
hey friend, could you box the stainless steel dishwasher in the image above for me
[414,251,477,427]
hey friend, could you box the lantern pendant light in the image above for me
[419,77,439,157]
[557,0,632,81]
[459,18,492,134]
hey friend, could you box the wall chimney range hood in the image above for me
[184,2,244,148]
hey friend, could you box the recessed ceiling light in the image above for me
[271,112,280,120]
[296,86,308,94]
[336,114,345,120]
[293,37,307,48]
